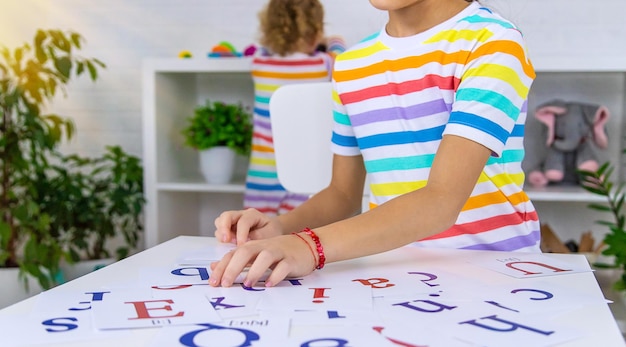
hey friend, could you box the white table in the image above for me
[1,236,624,346]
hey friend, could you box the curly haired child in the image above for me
[244,0,345,217]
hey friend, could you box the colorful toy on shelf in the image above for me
[242,44,257,57]
[326,36,347,56]
[525,99,610,187]
[207,42,258,58]
[178,50,192,59]
[208,41,242,58]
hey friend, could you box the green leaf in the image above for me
[13,46,24,63]
[54,56,72,79]
[86,61,97,80]
[70,32,82,49]
[49,30,70,53]
[76,61,84,76]
[181,99,252,155]
[93,58,106,69]
[587,203,612,212]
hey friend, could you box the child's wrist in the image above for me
[291,227,326,270]
[301,227,326,270]
[291,232,317,271]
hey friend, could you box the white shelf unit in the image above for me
[142,58,626,248]
[142,58,254,247]
[526,60,626,242]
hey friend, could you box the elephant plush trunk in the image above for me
[551,109,582,152]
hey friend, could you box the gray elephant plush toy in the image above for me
[526,99,610,187]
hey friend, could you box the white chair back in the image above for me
[270,82,334,195]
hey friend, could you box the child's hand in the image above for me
[208,234,316,287]
[214,208,283,245]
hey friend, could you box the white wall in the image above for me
[0,0,384,158]
[2,0,626,245]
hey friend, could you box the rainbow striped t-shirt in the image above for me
[245,52,335,215]
[330,3,540,252]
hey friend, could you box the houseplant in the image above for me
[36,146,145,281]
[0,29,105,291]
[181,99,253,184]
[578,159,626,292]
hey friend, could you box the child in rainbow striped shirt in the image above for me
[212,0,541,288]
[244,0,345,216]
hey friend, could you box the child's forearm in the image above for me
[318,186,459,264]
[277,183,363,235]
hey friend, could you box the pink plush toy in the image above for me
[526,99,610,187]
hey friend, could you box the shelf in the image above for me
[143,57,256,247]
[143,55,626,248]
[525,186,607,203]
[143,57,253,73]
[533,57,626,73]
[153,182,603,202]
[157,181,245,193]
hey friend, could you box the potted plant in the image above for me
[181,99,253,184]
[579,160,626,293]
[36,146,145,281]
[0,28,105,299]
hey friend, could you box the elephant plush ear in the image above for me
[535,100,568,146]
[582,104,610,149]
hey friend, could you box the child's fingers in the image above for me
[214,210,244,243]
[263,260,291,287]
[217,246,260,287]
[208,251,235,286]
[242,251,277,287]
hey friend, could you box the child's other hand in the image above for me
[214,208,282,246]
[209,234,315,287]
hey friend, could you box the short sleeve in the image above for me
[443,27,535,157]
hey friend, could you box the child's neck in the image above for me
[294,39,319,56]
[386,0,471,37]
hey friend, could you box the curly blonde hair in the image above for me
[258,0,325,56]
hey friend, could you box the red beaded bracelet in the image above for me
[302,227,325,270]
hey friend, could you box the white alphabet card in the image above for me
[141,265,271,287]
[256,282,373,311]
[149,313,290,347]
[467,252,592,278]
[0,290,129,346]
[176,244,235,265]
[91,288,221,330]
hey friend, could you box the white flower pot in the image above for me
[60,258,116,282]
[0,267,44,309]
[199,147,236,184]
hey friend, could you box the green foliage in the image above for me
[579,161,626,292]
[36,146,144,263]
[0,29,111,290]
[182,100,253,156]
